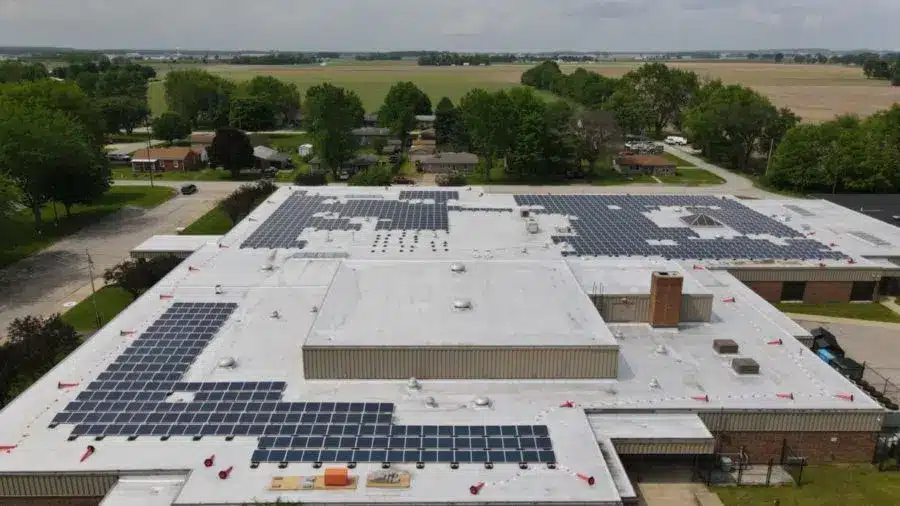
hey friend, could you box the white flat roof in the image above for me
[589,413,712,441]
[0,186,891,505]
[132,235,222,254]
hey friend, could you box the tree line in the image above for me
[229,53,321,65]
[861,55,900,85]
[417,52,518,66]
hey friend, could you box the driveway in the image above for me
[0,183,233,335]
[662,145,776,198]
[106,140,165,155]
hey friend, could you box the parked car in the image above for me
[665,136,688,146]
[180,184,198,195]
[107,152,131,163]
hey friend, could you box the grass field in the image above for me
[659,151,696,167]
[775,302,900,323]
[0,186,175,269]
[658,168,726,186]
[180,206,233,235]
[148,61,900,122]
[61,286,135,333]
[715,465,900,506]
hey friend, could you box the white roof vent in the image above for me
[217,357,236,369]
[655,344,668,355]
[649,377,660,389]
[473,396,491,407]
[424,396,437,408]
[450,263,466,273]
[452,299,473,310]
[407,377,420,390]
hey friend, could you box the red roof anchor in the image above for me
[204,454,215,468]
[722,297,735,303]
[159,294,173,300]
[189,265,200,272]
[469,482,485,495]
[767,338,784,345]
[559,400,575,408]
[80,445,95,462]
[692,394,710,403]
[218,466,233,480]
[0,445,17,453]
[218,243,229,249]
[58,381,79,389]
[692,264,704,270]
[847,258,856,264]
[576,473,596,486]
[777,392,794,400]
[119,330,135,336]
[836,393,854,402]
[829,243,837,247]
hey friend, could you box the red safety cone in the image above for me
[559,400,575,408]
[204,454,215,468]
[722,297,736,303]
[777,393,794,400]
[767,338,783,345]
[80,445,95,462]
[692,394,710,403]
[576,473,596,486]
[159,294,173,300]
[836,393,854,402]
[58,381,79,389]
[218,466,233,480]
[469,482,485,495]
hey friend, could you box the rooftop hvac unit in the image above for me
[713,339,739,354]
[732,357,760,375]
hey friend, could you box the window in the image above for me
[781,281,806,302]
[850,281,876,301]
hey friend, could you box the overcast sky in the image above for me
[1,0,898,52]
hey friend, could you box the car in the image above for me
[106,152,131,163]
[665,135,688,146]
[180,184,198,195]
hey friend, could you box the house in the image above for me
[613,154,676,176]
[351,127,390,146]
[408,144,437,157]
[363,113,379,127]
[131,147,202,172]
[418,128,436,141]
[415,114,436,129]
[190,132,216,146]
[309,154,378,178]
[253,146,293,170]
[415,152,479,174]
[191,145,210,164]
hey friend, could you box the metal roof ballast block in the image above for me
[732,357,760,375]
[713,339,739,354]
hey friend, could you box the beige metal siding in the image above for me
[304,346,619,380]
[0,473,117,497]
[593,295,711,323]
[612,439,715,455]
[681,295,712,322]
[727,268,884,283]
[698,410,884,432]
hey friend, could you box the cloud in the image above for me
[0,0,896,51]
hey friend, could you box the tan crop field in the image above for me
[148,60,900,122]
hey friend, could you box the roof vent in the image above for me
[713,339,739,354]
[217,357,236,369]
[407,377,420,390]
[473,396,491,407]
[424,396,437,408]
[450,263,466,273]
[215,284,224,295]
[732,357,760,375]
[649,377,660,389]
[526,220,540,234]
[655,344,668,355]
[453,299,473,310]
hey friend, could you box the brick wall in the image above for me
[717,430,877,463]
[804,281,852,304]
[747,281,782,303]
[0,498,101,506]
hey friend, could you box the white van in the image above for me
[665,136,688,146]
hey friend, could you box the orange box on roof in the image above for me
[324,467,349,487]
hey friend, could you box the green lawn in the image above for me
[148,62,541,115]
[775,302,900,323]
[180,206,234,235]
[112,166,301,183]
[0,186,176,269]
[61,286,135,333]
[715,465,900,506]
[659,150,696,167]
[657,168,726,186]
[105,133,151,143]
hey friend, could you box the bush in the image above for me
[103,255,183,297]
[348,165,394,186]
[294,171,327,186]
[1,315,80,407]
[436,173,467,186]
[219,180,278,223]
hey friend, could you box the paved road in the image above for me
[795,319,900,385]
[662,145,777,198]
[106,140,165,155]
[0,183,232,335]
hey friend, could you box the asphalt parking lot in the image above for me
[812,193,900,226]
[796,319,900,385]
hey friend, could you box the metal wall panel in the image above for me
[0,473,117,497]
[727,268,884,283]
[304,346,619,380]
[612,440,715,455]
[593,295,711,323]
[129,251,192,260]
[698,410,884,433]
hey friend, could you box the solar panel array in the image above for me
[241,191,459,249]
[514,195,845,260]
[52,303,554,466]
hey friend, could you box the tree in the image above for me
[304,83,365,180]
[379,81,432,147]
[48,152,111,218]
[2,314,80,406]
[163,69,235,127]
[434,96,467,149]
[892,62,900,86]
[208,127,255,178]
[0,174,20,221]
[218,181,279,223]
[458,88,499,181]
[151,112,191,144]
[0,61,48,83]
[684,84,782,172]
[774,53,785,63]
[229,96,276,131]
[760,107,801,155]
[520,60,563,90]
[103,256,182,297]
[621,63,699,137]
[240,76,301,126]
[575,110,621,171]
[605,86,653,136]
[0,79,104,144]
[98,96,149,134]
[0,101,104,227]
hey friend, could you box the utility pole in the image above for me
[764,138,775,177]
[145,118,155,187]
[86,249,102,328]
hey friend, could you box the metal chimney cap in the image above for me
[407,377,420,390]
[217,357,236,368]
[473,396,491,407]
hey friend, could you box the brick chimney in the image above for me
[649,271,683,327]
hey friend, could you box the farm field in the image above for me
[148,60,900,122]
